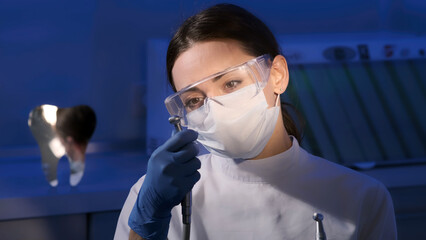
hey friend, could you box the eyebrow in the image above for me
[212,68,239,82]
[181,70,232,94]
[212,75,223,82]
[181,87,206,96]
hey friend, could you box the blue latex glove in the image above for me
[129,129,201,240]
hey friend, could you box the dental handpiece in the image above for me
[168,116,192,240]
[313,213,327,240]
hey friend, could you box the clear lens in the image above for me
[165,55,271,126]
[180,67,255,112]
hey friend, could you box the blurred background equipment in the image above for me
[28,104,96,187]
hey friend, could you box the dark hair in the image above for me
[166,3,302,142]
[56,105,97,145]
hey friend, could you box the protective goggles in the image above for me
[164,54,272,126]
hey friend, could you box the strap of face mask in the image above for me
[275,93,281,107]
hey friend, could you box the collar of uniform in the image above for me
[211,136,300,183]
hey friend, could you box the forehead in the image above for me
[172,40,255,91]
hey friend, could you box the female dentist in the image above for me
[115,3,397,240]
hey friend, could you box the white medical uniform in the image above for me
[114,138,397,240]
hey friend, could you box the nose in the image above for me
[203,97,223,113]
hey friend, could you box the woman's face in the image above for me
[171,40,279,108]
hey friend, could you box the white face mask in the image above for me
[186,84,280,159]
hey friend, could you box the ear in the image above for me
[269,55,289,94]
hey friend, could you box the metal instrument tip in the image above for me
[313,213,324,222]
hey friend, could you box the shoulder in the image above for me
[301,152,396,238]
[295,148,394,213]
[114,175,146,240]
[302,149,386,190]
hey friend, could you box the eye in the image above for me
[224,80,242,90]
[184,97,204,110]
